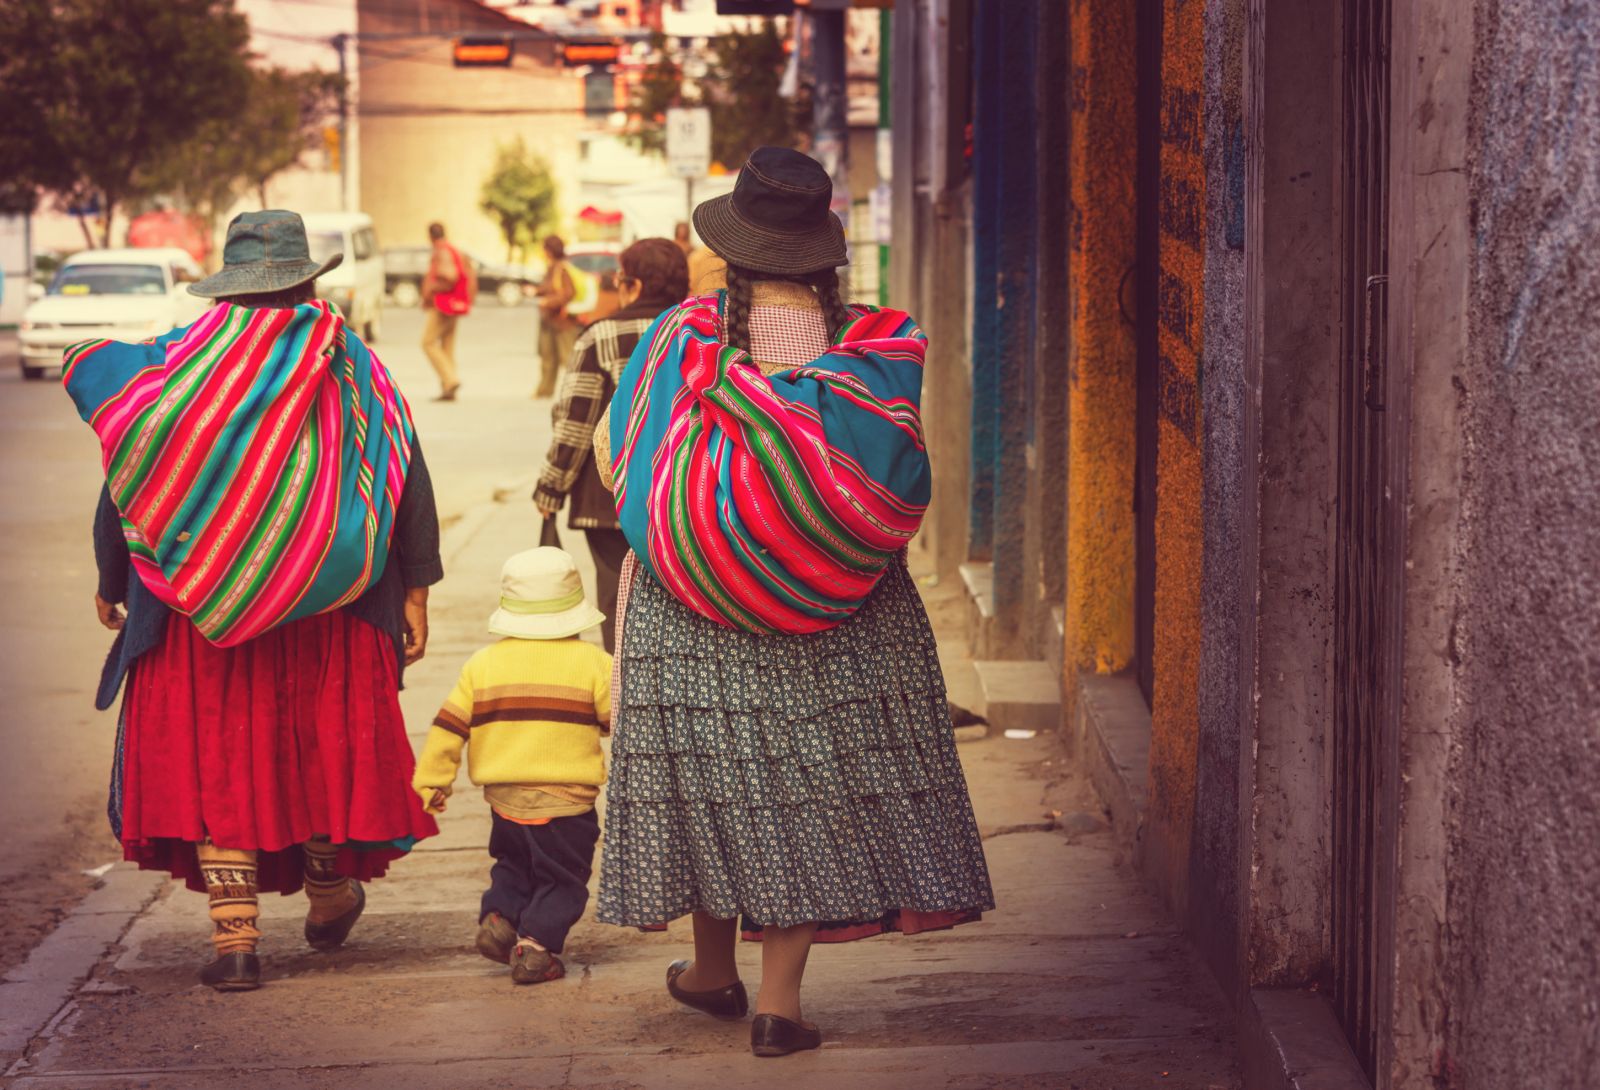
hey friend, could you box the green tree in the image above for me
[478,140,559,263]
[625,31,686,156]
[0,0,253,247]
[700,22,806,169]
[153,67,344,254]
[625,23,807,171]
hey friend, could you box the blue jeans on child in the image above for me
[481,809,600,954]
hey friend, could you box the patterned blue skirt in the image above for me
[597,558,995,938]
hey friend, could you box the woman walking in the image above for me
[67,211,440,991]
[534,238,689,653]
[594,148,994,1057]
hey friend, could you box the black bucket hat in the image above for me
[692,146,848,275]
[188,210,342,298]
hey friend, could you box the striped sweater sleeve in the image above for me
[411,661,475,793]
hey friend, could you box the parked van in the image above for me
[300,212,384,343]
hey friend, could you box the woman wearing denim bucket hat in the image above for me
[63,210,441,991]
[593,148,995,1057]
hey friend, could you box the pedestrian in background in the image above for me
[533,234,578,399]
[65,211,441,992]
[593,148,993,1057]
[534,237,688,653]
[411,547,611,986]
[421,221,475,402]
[673,221,693,257]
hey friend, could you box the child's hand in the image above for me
[416,786,449,814]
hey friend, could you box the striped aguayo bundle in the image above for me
[64,301,414,647]
[611,292,930,635]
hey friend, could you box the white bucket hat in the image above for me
[488,547,606,640]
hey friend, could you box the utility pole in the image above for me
[876,6,890,305]
[334,32,349,212]
[809,6,850,280]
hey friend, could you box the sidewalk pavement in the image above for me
[1,492,1241,1089]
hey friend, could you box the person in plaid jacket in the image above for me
[533,238,688,652]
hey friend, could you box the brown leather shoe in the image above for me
[750,1013,822,1057]
[476,912,517,965]
[666,959,749,1019]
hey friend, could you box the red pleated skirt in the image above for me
[121,611,438,895]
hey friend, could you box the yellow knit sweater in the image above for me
[412,637,612,819]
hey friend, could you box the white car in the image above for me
[301,212,385,343]
[18,248,208,380]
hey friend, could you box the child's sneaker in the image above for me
[510,939,565,984]
[476,912,517,964]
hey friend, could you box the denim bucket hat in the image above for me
[188,210,342,298]
[691,146,848,275]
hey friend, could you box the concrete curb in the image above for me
[0,867,164,1064]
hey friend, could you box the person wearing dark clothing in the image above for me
[533,237,689,652]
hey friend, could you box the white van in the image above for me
[300,212,385,343]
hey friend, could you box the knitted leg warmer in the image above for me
[302,837,359,924]
[196,842,261,956]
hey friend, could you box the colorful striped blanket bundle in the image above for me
[610,291,930,634]
[64,301,414,646]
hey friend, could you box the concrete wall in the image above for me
[1145,0,1209,919]
[1063,0,1138,685]
[890,0,972,580]
[1442,3,1600,1084]
[1187,0,1246,1002]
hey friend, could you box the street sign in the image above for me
[666,107,712,179]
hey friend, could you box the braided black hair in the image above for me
[721,264,852,351]
[808,267,853,342]
[723,263,756,354]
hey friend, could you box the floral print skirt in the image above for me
[597,557,995,940]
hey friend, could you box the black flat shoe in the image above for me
[666,959,749,1019]
[199,952,261,992]
[305,881,365,951]
[750,1013,822,1057]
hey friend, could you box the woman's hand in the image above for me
[403,587,429,665]
[536,497,561,518]
[95,594,125,631]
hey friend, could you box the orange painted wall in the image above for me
[1064,0,1138,683]
[1147,0,1207,908]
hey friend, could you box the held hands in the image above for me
[95,594,125,631]
[417,786,449,814]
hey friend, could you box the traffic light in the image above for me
[716,1,795,13]
[453,37,514,67]
[563,40,622,66]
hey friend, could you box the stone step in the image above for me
[958,561,995,659]
[973,659,1062,736]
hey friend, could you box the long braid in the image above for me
[723,264,755,354]
[810,268,854,342]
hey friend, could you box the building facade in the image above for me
[356,0,588,261]
[889,2,1600,1088]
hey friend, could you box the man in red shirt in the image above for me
[420,222,477,401]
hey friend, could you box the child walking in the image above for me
[412,547,611,984]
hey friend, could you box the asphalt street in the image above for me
[0,303,563,975]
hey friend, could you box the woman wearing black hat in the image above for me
[594,148,994,1058]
